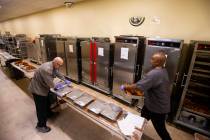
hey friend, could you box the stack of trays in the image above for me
[74,94,95,107]
[87,100,107,114]
[66,89,84,101]
[100,103,122,121]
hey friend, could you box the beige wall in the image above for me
[0,0,209,43]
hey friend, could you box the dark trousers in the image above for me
[141,106,172,140]
[32,93,52,127]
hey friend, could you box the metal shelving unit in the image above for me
[175,41,210,136]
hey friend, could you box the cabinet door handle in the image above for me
[136,65,140,75]
[47,48,50,57]
[175,72,179,85]
[181,74,188,87]
[110,67,113,77]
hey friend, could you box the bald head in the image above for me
[150,51,167,68]
[52,57,63,69]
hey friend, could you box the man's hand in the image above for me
[131,129,142,140]
[64,79,71,85]
[131,126,143,140]
[54,83,64,90]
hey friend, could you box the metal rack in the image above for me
[2,34,16,52]
[39,34,61,63]
[175,41,210,136]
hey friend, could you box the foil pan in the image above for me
[66,89,84,101]
[100,103,122,121]
[87,100,107,114]
[74,93,95,107]
[51,86,73,97]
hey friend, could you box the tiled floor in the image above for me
[0,69,194,140]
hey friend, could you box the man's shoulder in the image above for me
[39,62,53,73]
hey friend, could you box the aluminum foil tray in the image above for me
[52,86,73,97]
[66,89,84,101]
[100,103,122,121]
[74,94,95,107]
[87,100,107,114]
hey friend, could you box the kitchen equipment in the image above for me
[112,35,146,105]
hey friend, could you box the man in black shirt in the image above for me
[123,51,172,140]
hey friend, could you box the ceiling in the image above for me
[0,0,84,22]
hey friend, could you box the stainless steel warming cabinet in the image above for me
[65,38,88,83]
[112,36,146,105]
[136,38,184,109]
[27,38,42,64]
[174,41,210,136]
[39,34,61,63]
[55,37,68,75]
[80,38,114,94]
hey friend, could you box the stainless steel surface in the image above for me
[62,97,126,140]
[74,93,95,107]
[56,38,67,75]
[143,38,183,84]
[66,89,84,101]
[65,37,87,83]
[175,41,210,136]
[65,38,78,82]
[39,37,47,63]
[27,38,42,64]
[94,40,112,93]
[51,86,73,97]
[87,100,107,114]
[80,38,113,94]
[137,38,183,110]
[80,40,93,85]
[100,103,122,121]
[175,111,209,136]
[39,34,61,63]
[113,36,145,104]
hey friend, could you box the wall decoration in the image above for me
[129,16,145,27]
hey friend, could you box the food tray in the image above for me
[87,100,107,114]
[74,94,95,107]
[52,86,73,97]
[66,89,84,101]
[100,103,122,121]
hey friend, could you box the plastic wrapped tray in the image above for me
[74,94,95,107]
[87,100,107,114]
[51,86,73,97]
[100,103,122,121]
[66,89,84,101]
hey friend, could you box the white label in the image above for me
[151,16,161,24]
[69,45,74,53]
[17,41,20,48]
[120,48,129,60]
[98,47,104,56]
[41,40,44,46]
